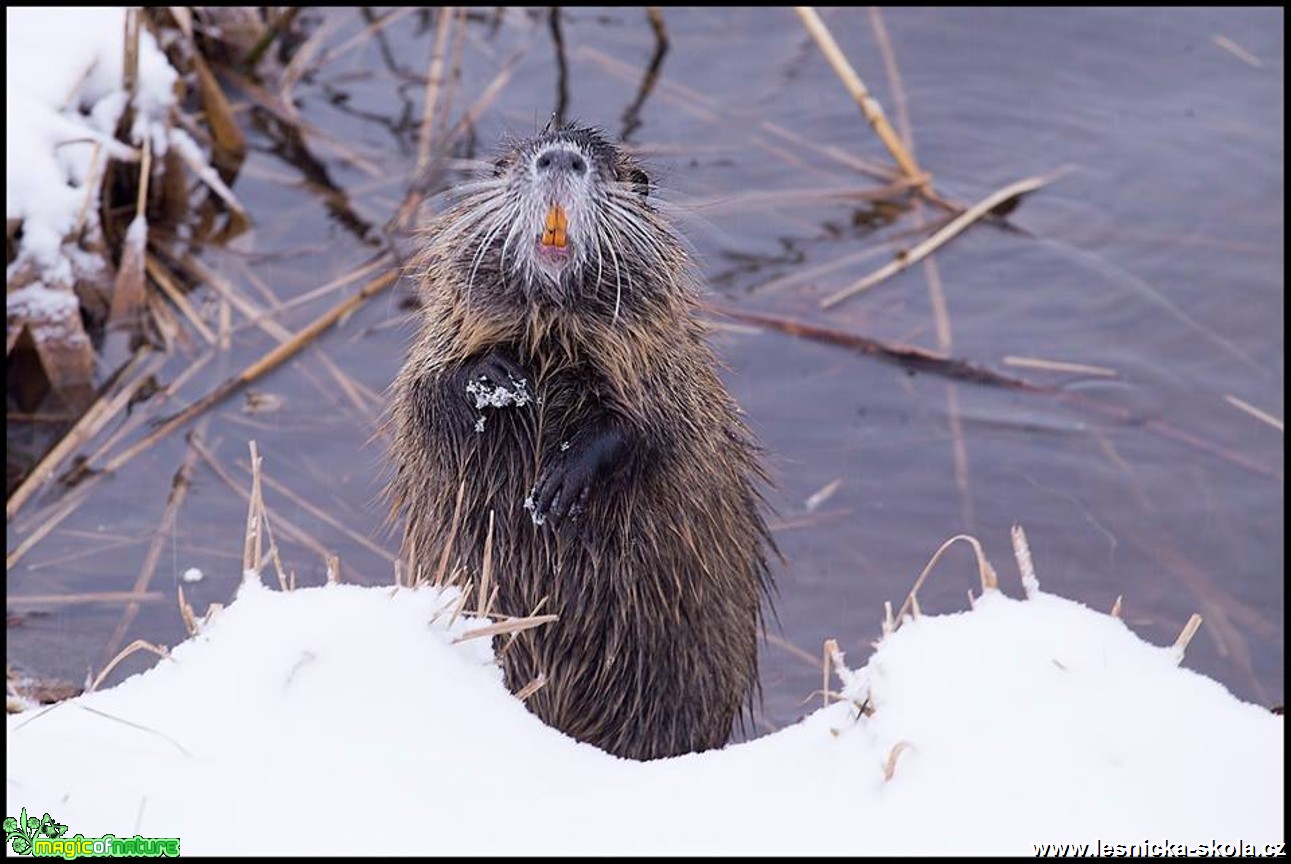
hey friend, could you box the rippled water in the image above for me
[7,8,1283,731]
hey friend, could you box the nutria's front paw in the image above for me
[525,425,626,528]
[461,351,532,410]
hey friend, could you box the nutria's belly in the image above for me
[461,391,759,761]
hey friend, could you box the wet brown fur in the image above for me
[386,126,774,761]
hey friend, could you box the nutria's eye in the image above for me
[628,168,650,198]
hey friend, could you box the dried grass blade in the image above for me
[822,169,1068,308]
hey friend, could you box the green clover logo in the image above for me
[4,807,67,855]
[39,812,67,839]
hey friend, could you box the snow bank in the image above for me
[6,572,1282,855]
[6,7,175,285]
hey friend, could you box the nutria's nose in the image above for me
[535,148,587,176]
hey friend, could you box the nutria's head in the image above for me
[432,123,677,317]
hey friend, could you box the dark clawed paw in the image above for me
[526,459,593,529]
[463,351,532,410]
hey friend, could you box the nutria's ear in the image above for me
[492,156,511,177]
[628,168,650,198]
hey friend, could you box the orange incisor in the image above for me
[542,204,568,248]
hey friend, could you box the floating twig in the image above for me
[100,426,205,664]
[7,347,158,519]
[822,169,1068,308]
[97,270,397,474]
[704,303,1046,391]
[1223,394,1283,432]
[1002,355,1118,378]
[6,591,166,607]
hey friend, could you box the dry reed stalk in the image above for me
[229,259,382,417]
[261,493,291,591]
[7,346,157,518]
[685,179,922,212]
[867,8,912,152]
[218,295,232,350]
[1011,524,1039,599]
[243,440,264,574]
[439,46,528,153]
[753,245,894,295]
[794,7,923,182]
[177,583,197,636]
[765,632,821,669]
[122,7,140,106]
[705,303,1044,391]
[822,170,1067,308]
[515,673,547,702]
[804,478,842,512]
[246,465,396,564]
[499,597,550,658]
[1110,595,1123,619]
[241,6,303,68]
[452,613,559,644]
[579,45,900,183]
[100,426,205,663]
[448,581,473,628]
[1223,394,1283,432]
[190,437,347,576]
[279,17,338,113]
[22,536,144,571]
[882,600,894,636]
[71,351,215,483]
[97,269,398,472]
[883,740,913,781]
[6,591,166,606]
[415,6,457,177]
[6,485,94,570]
[437,9,468,135]
[229,253,393,338]
[71,704,191,756]
[315,7,415,70]
[478,509,495,614]
[170,126,248,217]
[1171,613,1204,664]
[895,533,998,627]
[90,639,169,693]
[107,134,151,334]
[326,554,340,585]
[189,46,247,164]
[1002,355,1119,378]
[1211,34,1263,68]
[941,374,976,535]
[763,508,852,533]
[72,142,105,238]
[432,480,469,587]
[145,255,216,345]
[821,638,834,709]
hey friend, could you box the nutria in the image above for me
[386,123,775,761]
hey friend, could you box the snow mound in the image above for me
[5,573,1282,854]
